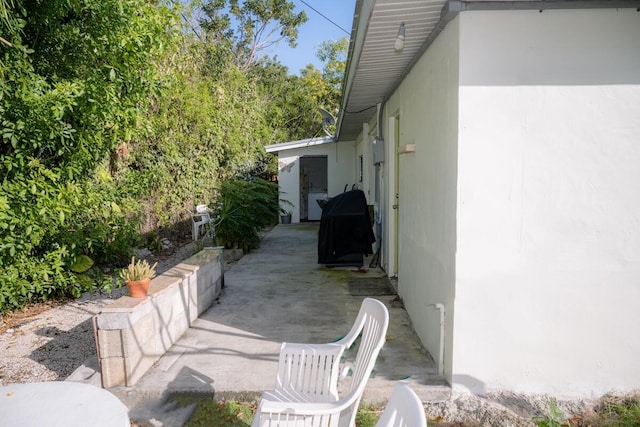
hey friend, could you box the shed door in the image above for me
[299,156,328,221]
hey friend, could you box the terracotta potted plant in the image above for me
[120,257,158,298]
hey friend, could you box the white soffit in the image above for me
[338,0,449,141]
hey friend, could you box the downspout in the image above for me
[429,303,446,377]
[377,101,385,137]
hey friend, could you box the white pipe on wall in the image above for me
[429,303,446,377]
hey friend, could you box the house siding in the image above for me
[383,17,461,381]
[454,8,640,396]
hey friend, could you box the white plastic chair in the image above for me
[191,204,214,241]
[375,382,427,427]
[252,297,389,427]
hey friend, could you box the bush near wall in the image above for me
[213,178,279,252]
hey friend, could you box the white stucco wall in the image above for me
[354,124,376,204]
[277,142,357,223]
[455,8,640,396]
[382,18,460,380]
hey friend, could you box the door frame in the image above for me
[386,112,400,277]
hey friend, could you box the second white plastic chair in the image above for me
[375,382,427,427]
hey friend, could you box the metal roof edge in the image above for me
[389,0,640,98]
[335,0,640,142]
[384,1,462,106]
[336,0,376,141]
[265,136,336,153]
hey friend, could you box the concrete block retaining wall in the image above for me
[94,248,223,388]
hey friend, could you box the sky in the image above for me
[266,0,356,74]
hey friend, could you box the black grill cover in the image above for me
[318,190,375,264]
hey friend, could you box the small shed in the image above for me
[266,136,357,223]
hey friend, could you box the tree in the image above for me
[198,0,307,70]
[249,37,347,145]
[316,37,348,112]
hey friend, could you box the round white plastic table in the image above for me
[0,381,130,427]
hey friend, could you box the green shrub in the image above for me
[0,165,143,312]
[213,178,278,252]
[0,0,177,313]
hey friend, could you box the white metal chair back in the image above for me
[375,382,427,427]
[252,298,389,427]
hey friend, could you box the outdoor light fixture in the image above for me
[394,22,405,52]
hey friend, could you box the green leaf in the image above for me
[70,255,94,273]
[111,201,121,214]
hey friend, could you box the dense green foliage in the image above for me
[0,0,177,310]
[0,0,345,313]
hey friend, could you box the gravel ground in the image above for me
[0,240,203,387]
[423,391,592,427]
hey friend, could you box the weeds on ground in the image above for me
[574,393,640,427]
[184,399,381,427]
[355,404,382,427]
[184,393,640,427]
[533,394,640,427]
[534,398,566,427]
[186,399,254,427]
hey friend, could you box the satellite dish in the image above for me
[319,108,336,137]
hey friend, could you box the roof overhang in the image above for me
[336,0,640,142]
[265,135,336,154]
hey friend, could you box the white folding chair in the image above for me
[252,298,389,427]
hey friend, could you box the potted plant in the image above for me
[280,209,292,224]
[120,257,158,298]
[279,197,293,224]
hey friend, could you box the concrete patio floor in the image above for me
[109,223,450,425]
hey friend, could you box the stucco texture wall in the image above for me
[383,18,460,380]
[454,8,640,396]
